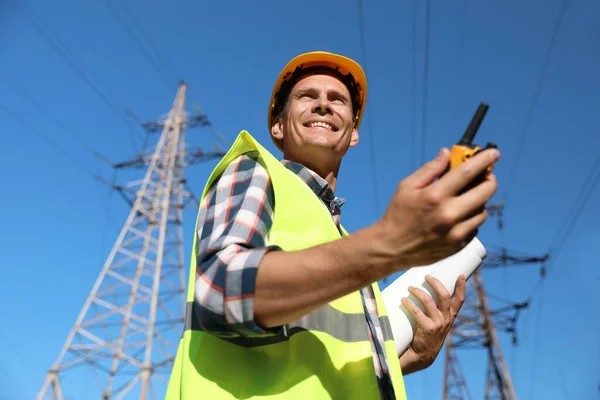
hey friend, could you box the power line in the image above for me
[420,0,431,165]
[356,0,381,218]
[410,0,417,170]
[504,6,571,387]
[528,287,545,400]
[449,0,467,136]
[117,0,181,83]
[10,0,142,152]
[547,158,600,263]
[503,0,570,200]
[526,151,600,302]
[526,167,600,400]
[500,4,571,395]
[105,0,175,92]
[525,141,600,399]
[1,105,121,232]
[1,75,120,230]
[1,105,97,178]
[1,75,95,153]
[104,0,226,147]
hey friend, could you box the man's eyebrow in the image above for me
[293,86,350,100]
[292,87,315,95]
[330,89,350,101]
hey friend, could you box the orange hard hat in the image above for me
[267,51,368,151]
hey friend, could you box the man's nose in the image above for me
[313,94,332,115]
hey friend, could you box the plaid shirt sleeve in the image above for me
[193,151,282,338]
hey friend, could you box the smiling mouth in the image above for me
[304,121,338,132]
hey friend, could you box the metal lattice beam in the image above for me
[444,271,521,400]
[37,83,225,400]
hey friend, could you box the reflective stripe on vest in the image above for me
[183,301,395,346]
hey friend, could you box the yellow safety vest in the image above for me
[166,130,407,399]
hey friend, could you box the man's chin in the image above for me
[302,140,342,153]
[285,133,343,154]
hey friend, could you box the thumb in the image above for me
[408,148,450,189]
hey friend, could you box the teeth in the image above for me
[309,121,333,130]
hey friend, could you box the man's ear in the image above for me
[271,117,284,144]
[349,125,359,148]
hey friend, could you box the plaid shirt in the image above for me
[193,151,396,399]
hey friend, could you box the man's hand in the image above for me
[378,147,499,269]
[398,274,467,374]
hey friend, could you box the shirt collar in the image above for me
[279,159,346,211]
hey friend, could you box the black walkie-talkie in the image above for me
[448,103,498,193]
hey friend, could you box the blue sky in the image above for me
[1,0,599,399]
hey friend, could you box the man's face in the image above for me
[271,73,359,157]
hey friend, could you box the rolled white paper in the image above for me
[381,237,487,356]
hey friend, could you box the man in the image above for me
[167,51,499,399]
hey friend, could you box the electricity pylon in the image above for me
[442,252,548,400]
[37,82,225,400]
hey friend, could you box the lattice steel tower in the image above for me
[38,82,225,400]
[442,251,548,400]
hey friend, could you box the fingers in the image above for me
[401,296,431,328]
[445,207,489,244]
[458,173,498,211]
[406,148,450,189]
[442,173,497,223]
[407,286,440,323]
[424,275,451,312]
[435,148,500,196]
[451,274,467,311]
